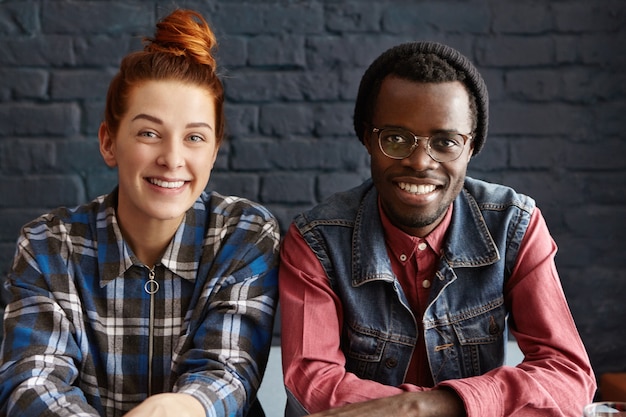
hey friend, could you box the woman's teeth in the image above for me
[150,178,185,189]
[398,182,436,194]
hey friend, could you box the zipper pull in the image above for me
[144,267,159,294]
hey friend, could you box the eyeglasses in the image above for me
[372,127,472,163]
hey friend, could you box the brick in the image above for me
[490,102,589,136]
[307,35,402,70]
[248,35,306,68]
[74,35,137,67]
[0,175,85,208]
[215,35,247,68]
[0,1,39,35]
[468,138,509,171]
[564,141,626,170]
[42,2,154,34]
[314,103,354,136]
[0,103,80,137]
[207,172,260,202]
[492,3,552,34]
[382,2,490,35]
[0,35,73,67]
[509,137,567,169]
[561,68,626,102]
[54,139,108,174]
[553,2,624,32]
[224,104,258,137]
[83,101,106,136]
[476,36,554,67]
[259,104,314,137]
[500,171,581,209]
[339,68,365,101]
[0,208,47,241]
[231,138,367,172]
[260,173,315,204]
[505,69,562,101]
[578,34,626,67]
[317,172,366,201]
[592,101,626,137]
[0,139,56,174]
[224,72,282,102]
[217,3,323,35]
[51,69,114,100]
[84,171,118,201]
[280,72,341,101]
[564,205,626,239]
[325,2,382,33]
[0,68,48,100]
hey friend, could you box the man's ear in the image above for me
[363,130,374,156]
[466,139,475,162]
[99,122,117,168]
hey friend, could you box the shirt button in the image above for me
[385,357,398,368]
[422,279,431,289]
[418,242,427,251]
[399,254,407,262]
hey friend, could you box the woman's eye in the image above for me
[139,131,158,138]
[187,134,205,143]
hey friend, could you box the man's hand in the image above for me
[308,389,466,417]
[123,393,205,417]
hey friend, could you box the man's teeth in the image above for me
[398,182,436,194]
[150,178,185,188]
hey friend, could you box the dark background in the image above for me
[0,0,624,389]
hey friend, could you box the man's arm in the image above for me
[307,391,465,417]
[279,223,430,415]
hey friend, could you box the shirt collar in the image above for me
[96,189,202,286]
[379,198,453,262]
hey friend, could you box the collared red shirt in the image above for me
[0,189,280,417]
[379,200,453,387]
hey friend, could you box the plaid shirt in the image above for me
[0,190,280,417]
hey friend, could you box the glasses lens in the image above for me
[428,133,465,162]
[378,129,414,158]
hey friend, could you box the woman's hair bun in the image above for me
[144,9,218,70]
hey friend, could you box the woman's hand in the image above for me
[123,393,205,417]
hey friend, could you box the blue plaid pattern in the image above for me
[0,190,280,417]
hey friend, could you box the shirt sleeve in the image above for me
[173,205,280,417]
[0,233,101,417]
[279,223,428,414]
[439,208,597,417]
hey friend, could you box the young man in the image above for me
[279,41,596,417]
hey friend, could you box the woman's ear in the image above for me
[98,122,117,168]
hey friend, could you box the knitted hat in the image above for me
[353,41,489,156]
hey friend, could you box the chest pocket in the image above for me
[450,300,507,376]
[341,321,416,386]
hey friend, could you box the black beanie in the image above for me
[353,41,489,156]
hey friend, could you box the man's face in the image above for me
[364,76,475,237]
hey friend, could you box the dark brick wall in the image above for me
[1,0,624,382]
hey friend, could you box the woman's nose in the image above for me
[156,139,185,168]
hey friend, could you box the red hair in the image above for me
[103,9,225,143]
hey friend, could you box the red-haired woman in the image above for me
[0,9,279,417]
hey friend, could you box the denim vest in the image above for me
[293,177,535,393]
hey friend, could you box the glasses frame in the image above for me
[371,126,473,163]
